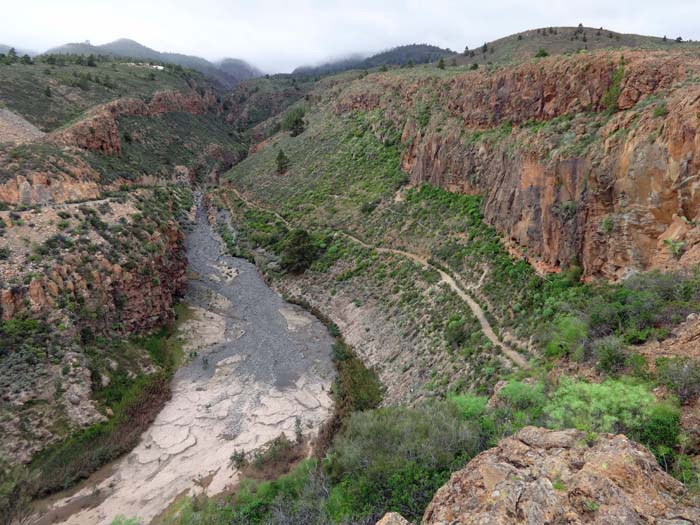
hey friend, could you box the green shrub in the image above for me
[545,316,588,359]
[444,315,468,348]
[497,381,545,412]
[593,335,627,374]
[449,394,488,420]
[663,238,685,259]
[281,107,306,137]
[110,517,141,525]
[327,403,480,523]
[280,229,318,273]
[535,48,549,58]
[544,378,678,455]
[653,102,669,118]
[657,357,700,404]
[276,148,290,173]
[640,402,680,451]
[0,458,35,525]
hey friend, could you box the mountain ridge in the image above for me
[293,43,456,75]
[45,38,260,87]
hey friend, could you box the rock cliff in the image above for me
[51,89,219,155]
[0,89,221,206]
[332,50,700,279]
[423,426,699,524]
[0,189,189,462]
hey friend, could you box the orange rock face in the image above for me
[334,50,700,279]
[50,89,218,155]
[423,426,699,525]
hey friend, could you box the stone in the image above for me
[376,512,410,525]
[423,426,700,525]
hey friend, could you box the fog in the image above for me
[2,0,698,72]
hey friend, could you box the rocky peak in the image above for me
[422,426,698,524]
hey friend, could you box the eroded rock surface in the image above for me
[0,108,44,144]
[423,426,699,525]
[331,50,700,280]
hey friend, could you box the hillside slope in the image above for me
[459,25,696,66]
[167,45,700,523]
[0,55,260,477]
[46,38,259,87]
[293,44,456,76]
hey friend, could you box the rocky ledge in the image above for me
[422,426,699,524]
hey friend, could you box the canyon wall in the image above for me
[0,88,220,206]
[333,50,700,279]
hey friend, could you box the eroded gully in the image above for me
[35,197,336,525]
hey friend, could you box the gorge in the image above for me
[1,23,700,525]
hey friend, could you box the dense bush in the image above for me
[543,269,700,372]
[444,315,468,348]
[326,403,480,523]
[281,107,306,137]
[544,378,680,460]
[0,458,35,525]
[545,315,587,359]
[280,229,319,273]
[593,335,627,374]
[657,357,700,404]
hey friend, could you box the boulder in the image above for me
[423,426,700,524]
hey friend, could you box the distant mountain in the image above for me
[292,53,366,76]
[0,44,36,57]
[45,38,259,87]
[217,58,262,84]
[455,26,696,66]
[293,44,456,76]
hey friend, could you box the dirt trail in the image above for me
[225,187,530,369]
[33,198,335,525]
[341,233,530,369]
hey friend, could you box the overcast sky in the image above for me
[2,0,698,73]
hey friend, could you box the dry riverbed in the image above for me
[33,202,335,525]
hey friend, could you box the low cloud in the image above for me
[1,0,697,73]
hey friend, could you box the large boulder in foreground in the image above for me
[423,426,699,524]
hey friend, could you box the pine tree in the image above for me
[437,57,445,70]
[276,149,290,174]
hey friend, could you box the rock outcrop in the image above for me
[333,50,700,279]
[423,426,699,524]
[51,88,219,155]
[376,513,410,525]
[0,218,187,332]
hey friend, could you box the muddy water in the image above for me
[36,201,335,525]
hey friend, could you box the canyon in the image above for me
[2,33,700,524]
[333,50,700,280]
[31,200,335,524]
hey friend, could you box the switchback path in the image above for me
[223,187,530,370]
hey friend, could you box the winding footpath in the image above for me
[225,188,530,369]
[34,199,335,525]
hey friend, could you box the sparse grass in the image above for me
[0,61,207,131]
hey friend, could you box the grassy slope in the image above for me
[220,110,506,397]
[456,26,696,66]
[0,60,206,131]
[222,63,700,409]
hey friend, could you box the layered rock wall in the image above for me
[333,51,700,279]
